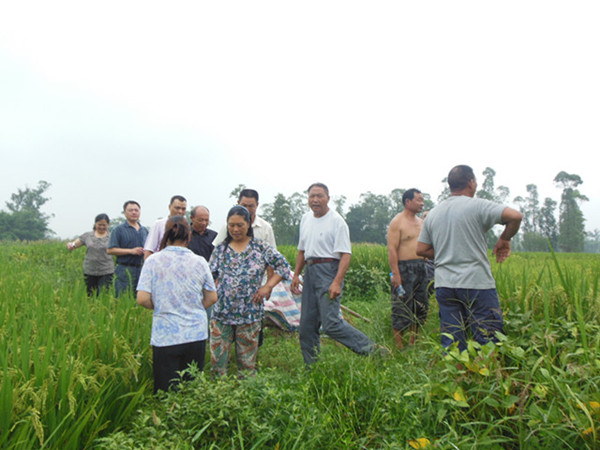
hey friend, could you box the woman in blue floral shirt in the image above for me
[137,216,217,393]
[209,206,291,376]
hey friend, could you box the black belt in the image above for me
[306,258,339,266]
[119,263,143,268]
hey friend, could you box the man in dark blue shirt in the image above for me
[108,200,149,297]
[187,205,217,261]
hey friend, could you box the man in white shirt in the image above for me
[144,195,187,260]
[291,183,384,365]
[213,189,276,247]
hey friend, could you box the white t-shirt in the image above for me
[298,209,352,260]
[144,217,169,254]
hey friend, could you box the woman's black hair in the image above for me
[93,213,110,230]
[224,205,254,245]
[159,215,191,250]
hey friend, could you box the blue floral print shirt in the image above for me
[137,246,216,347]
[209,239,291,325]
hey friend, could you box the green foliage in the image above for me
[476,167,510,204]
[521,231,551,252]
[346,192,393,244]
[261,192,307,245]
[3,242,600,449]
[555,171,588,252]
[0,241,152,448]
[344,264,389,301]
[540,197,559,249]
[585,229,600,253]
[0,180,54,240]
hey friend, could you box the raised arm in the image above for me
[493,207,523,263]
[66,238,83,251]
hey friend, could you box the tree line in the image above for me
[258,168,597,253]
[1,170,598,253]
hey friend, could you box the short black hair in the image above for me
[448,165,475,192]
[402,188,422,206]
[238,189,259,203]
[170,195,187,204]
[123,200,140,211]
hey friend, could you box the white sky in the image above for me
[1,1,599,239]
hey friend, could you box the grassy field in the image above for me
[1,241,599,448]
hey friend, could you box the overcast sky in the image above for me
[1,1,599,239]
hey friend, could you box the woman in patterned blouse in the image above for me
[137,216,218,393]
[209,206,291,376]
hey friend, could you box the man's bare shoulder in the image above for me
[393,212,423,229]
[389,213,404,229]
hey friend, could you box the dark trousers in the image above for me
[114,264,142,298]
[83,273,113,296]
[152,340,206,393]
[436,287,504,351]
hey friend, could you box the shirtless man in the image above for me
[387,188,433,348]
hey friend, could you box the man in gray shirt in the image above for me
[417,165,522,350]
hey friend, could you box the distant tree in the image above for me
[108,215,126,232]
[476,167,510,204]
[476,167,497,201]
[584,229,600,253]
[346,192,393,244]
[229,184,246,201]
[539,197,558,250]
[0,180,53,240]
[525,184,540,233]
[514,184,541,235]
[390,188,405,213]
[521,231,550,252]
[474,168,510,249]
[333,195,347,217]
[554,171,587,252]
[437,177,451,202]
[262,192,308,245]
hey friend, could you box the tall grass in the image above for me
[0,242,153,449]
[2,242,600,448]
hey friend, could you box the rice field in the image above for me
[1,241,599,448]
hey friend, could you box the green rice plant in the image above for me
[4,241,600,448]
[0,241,153,449]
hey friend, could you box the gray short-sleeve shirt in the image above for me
[419,196,505,289]
[79,231,115,276]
